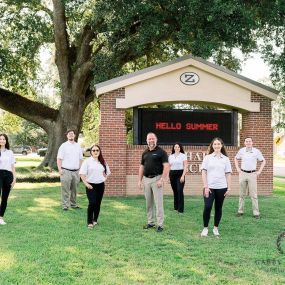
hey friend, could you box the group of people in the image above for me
[138,132,265,236]
[56,129,110,229]
[0,130,111,229]
[0,130,265,237]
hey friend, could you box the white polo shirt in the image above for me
[235,147,264,171]
[79,157,111,184]
[168,153,187,170]
[0,149,16,172]
[202,153,232,189]
[57,141,83,170]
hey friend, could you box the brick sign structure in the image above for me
[96,55,278,196]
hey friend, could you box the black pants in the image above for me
[170,170,185,213]
[0,170,13,217]
[203,188,227,227]
[86,182,105,225]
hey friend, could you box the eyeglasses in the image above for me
[91,149,100,152]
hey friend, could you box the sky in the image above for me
[238,52,271,83]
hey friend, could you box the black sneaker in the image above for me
[71,205,81,209]
[253,215,261,219]
[143,224,155,229]
[156,226,163,232]
[63,207,68,211]
[236,213,243,217]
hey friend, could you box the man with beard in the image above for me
[138,132,169,232]
[57,129,83,210]
[235,137,266,219]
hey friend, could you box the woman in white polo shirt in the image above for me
[79,144,110,229]
[201,137,232,237]
[0,134,16,225]
[168,143,188,213]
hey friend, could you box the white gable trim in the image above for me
[96,55,278,102]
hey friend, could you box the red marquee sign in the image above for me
[133,108,238,145]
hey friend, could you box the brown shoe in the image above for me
[236,213,243,217]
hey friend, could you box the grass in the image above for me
[16,156,59,182]
[0,179,285,285]
[273,177,285,196]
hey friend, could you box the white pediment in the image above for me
[96,55,278,112]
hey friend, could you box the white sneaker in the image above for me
[0,219,7,225]
[201,227,208,237]
[213,227,219,236]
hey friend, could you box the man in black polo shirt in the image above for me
[138,132,169,232]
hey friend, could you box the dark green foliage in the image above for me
[14,121,48,147]
[1,0,285,166]
[91,0,262,83]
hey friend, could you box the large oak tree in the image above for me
[0,0,282,168]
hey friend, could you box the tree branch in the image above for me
[85,88,95,107]
[93,42,105,57]
[72,61,94,99]
[73,61,94,83]
[52,0,71,91]
[76,25,96,67]
[0,87,58,132]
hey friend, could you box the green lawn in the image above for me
[0,179,284,285]
[15,156,59,182]
[15,156,43,168]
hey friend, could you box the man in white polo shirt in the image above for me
[57,129,83,210]
[235,137,266,219]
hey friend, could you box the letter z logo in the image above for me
[180,72,199,85]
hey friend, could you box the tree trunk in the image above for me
[40,94,86,169]
[40,120,66,168]
[0,1,94,170]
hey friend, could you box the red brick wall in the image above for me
[99,88,127,196]
[100,89,273,196]
[240,93,273,195]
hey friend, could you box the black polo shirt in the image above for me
[141,146,168,177]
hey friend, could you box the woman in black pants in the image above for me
[0,134,16,225]
[168,143,188,213]
[79,144,110,229]
[201,137,232,237]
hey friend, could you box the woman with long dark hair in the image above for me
[168,143,188,213]
[0,133,16,225]
[200,137,232,237]
[79,144,110,229]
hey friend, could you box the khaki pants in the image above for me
[238,171,260,216]
[60,169,80,208]
[143,175,164,227]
